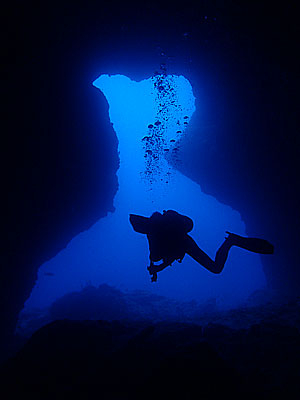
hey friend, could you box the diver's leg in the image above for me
[185,234,240,274]
[214,236,236,273]
[184,235,230,274]
[225,232,274,254]
[185,232,274,275]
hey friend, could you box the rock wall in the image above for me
[2,317,300,398]
[1,4,119,358]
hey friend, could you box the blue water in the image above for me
[20,73,266,318]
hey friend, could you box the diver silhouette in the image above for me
[129,210,274,282]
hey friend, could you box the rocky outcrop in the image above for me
[15,283,300,346]
[1,7,119,359]
[1,317,299,399]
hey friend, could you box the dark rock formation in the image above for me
[16,284,300,339]
[168,6,300,295]
[49,284,130,322]
[1,5,119,360]
[1,317,299,399]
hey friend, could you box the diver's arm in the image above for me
[147,260,170,282]
[148,257,174,274]
[150,261,170,273]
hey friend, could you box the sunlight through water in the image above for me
[20,73,266,319]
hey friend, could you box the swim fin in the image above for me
[226,231,274,254]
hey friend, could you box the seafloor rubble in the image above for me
[2,286,299,399]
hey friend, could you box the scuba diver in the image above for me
[129,210,274,282]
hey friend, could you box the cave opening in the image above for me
[17,72,266,335]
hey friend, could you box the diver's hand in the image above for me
[147,264,156,275]
[147,265,158,282]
